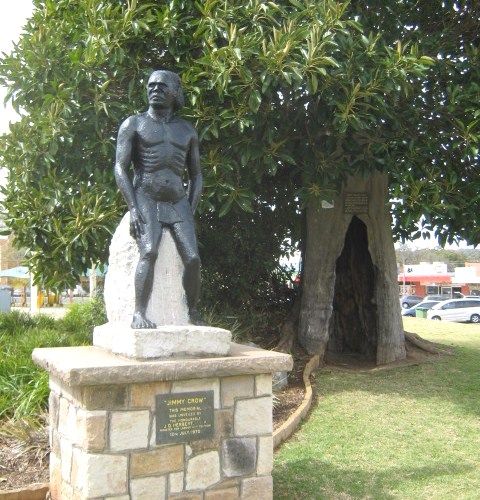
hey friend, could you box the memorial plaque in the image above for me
[344,192,368,214]
[155,391,214,444]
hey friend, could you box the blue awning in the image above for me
[0,266,30,279]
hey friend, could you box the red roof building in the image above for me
[398,262,466,297]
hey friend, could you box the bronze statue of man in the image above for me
[114,70,203,328]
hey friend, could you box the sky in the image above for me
[0,1,473,251]
[0,0,33,135]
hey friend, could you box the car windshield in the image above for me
[418,301,437,308]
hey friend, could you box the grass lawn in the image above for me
[273,318,480,499]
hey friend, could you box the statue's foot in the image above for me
[131,312,156,329]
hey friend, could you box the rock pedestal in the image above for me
[97,212,232,359]
[93,323,232,359]
[33,344,293,500]
[104,213,189,326]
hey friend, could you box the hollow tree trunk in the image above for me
[298,172,405,365]
[328,215,378,361]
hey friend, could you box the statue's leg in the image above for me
[132,197,162,329]
[170,217,203,325]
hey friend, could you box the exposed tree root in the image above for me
[276,295,453,363]
[275,296,301,353]
[404,331,454,356]
[275,322,295,353]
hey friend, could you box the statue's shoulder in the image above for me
[119,113,145,132]
[172,117,198,139]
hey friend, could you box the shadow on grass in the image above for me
[319,343,480,418]
[273,458,475,499]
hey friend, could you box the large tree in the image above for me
[0,1,478,363]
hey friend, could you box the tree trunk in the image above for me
[298,172,406,365]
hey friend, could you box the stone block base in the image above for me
[93,322,232,359]
[33,344,292,499]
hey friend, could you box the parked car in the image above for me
[424,294,450,301]
[400,295,423,309]
[401,300,441,317]
[427,298,480,323]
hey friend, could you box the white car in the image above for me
[427,298,480,323]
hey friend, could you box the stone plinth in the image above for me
[93,323,232,359]
[33,344,292,500]
[104,213,189,326]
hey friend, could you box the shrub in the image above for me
[0,302,104,422]
[60,296,107,338]
[0,310,55,335]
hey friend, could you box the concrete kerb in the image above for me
[273,354,320,449]
[0,483,49,500]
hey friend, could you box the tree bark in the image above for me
[298,172,406,365]
[276,292,302,352]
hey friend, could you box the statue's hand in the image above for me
[190,200,199,214]
[129,207,145,240]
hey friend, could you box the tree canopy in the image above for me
[0,0,477,295]
[396,244,480,272]
[349,0,480,246]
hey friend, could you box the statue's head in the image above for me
[147,70,185,111]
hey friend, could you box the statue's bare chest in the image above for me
[136,119,191,151]
[133,117,191,174]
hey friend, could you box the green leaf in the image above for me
[218,197,234,217]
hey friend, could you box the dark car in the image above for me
[401,300,440,317]
[400,295,423,309]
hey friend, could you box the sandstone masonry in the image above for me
[34,344,292,499]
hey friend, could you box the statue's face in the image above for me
[147,72,176,109]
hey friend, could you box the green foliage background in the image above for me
[0,0,478,306]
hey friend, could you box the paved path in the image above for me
[13,306,68,319]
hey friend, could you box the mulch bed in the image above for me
[272,345,309,429]
[272,385,306,430]
[0,420,49,491]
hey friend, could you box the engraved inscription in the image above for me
[156,391,214,444]
[344,192,368,214]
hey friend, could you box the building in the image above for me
[452,264,480,296]
[398,261,468,297]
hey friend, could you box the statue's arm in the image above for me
[114,117,137,212]
[114,117,144,239]
[187,129,203,212]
